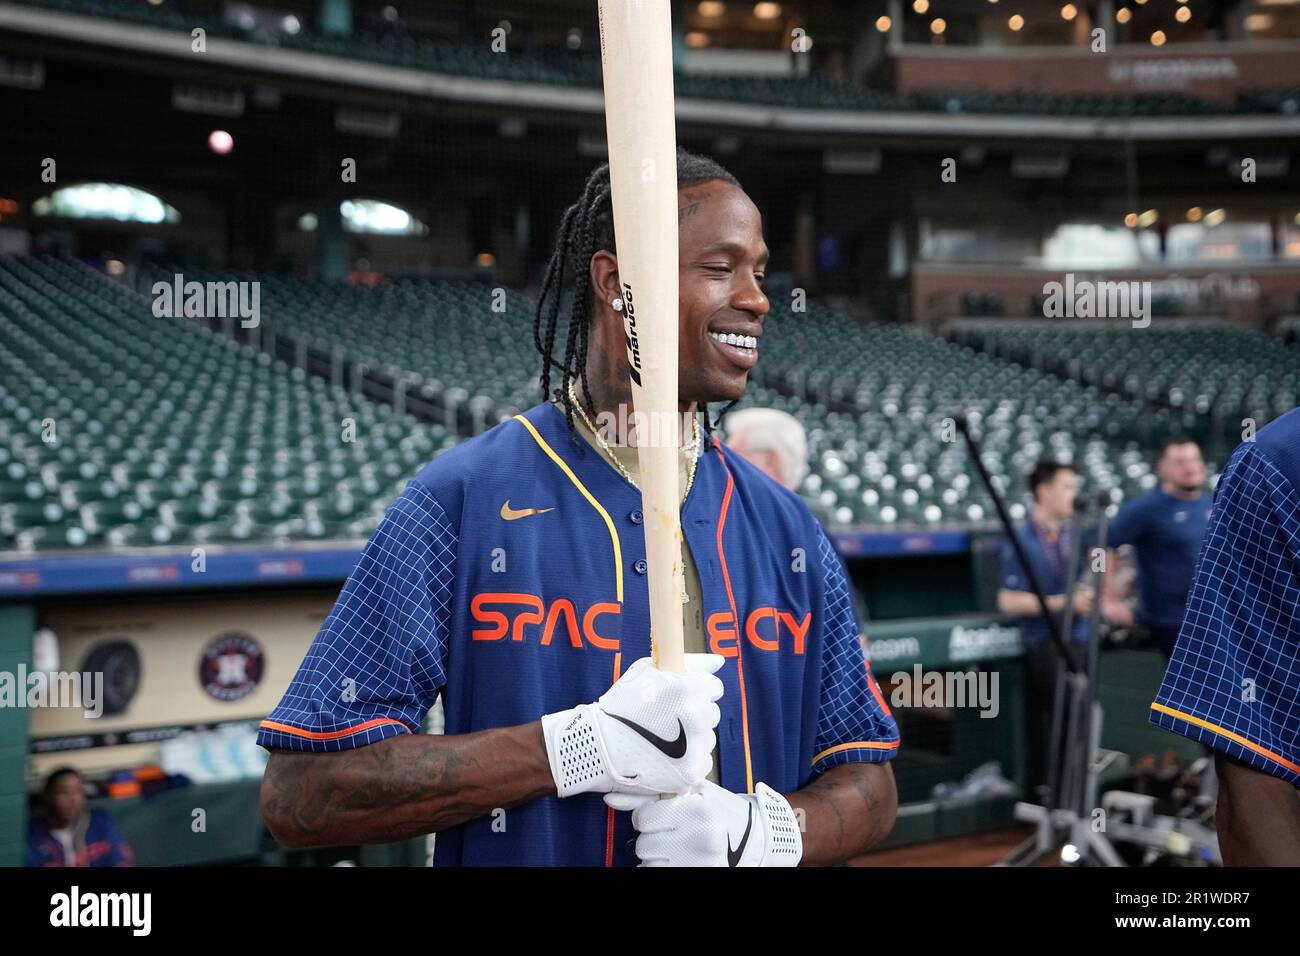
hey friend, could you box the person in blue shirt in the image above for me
[998,460,1094,795]
[1106,435,1213,658]
[26,767,134,867]
[1149,408,1300,864]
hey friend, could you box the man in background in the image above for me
[997,460,1094,797]
[1106,436,1213,659]
[724,407,808,492]
[26,767,134,867]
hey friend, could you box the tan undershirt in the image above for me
[558,399,720,784]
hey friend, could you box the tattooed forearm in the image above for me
[785,762,898,866]
[260,721,555,848]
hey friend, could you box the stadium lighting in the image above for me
[752,2,781,19]
[1175,6,1191,22]
[1061,4,1078,20]
[208,129,234,154]
[685,31,711,47]
[1008,14,1024,30]
[875,15,892,31]
[697,1,725,16]
[339,199,428,236]
[913,0,929,13]
[1187,206,1203,222]
[1116,8,1132,23]
[32,183,179,223]
[931,17,946,34]
[1150,29,1167,45]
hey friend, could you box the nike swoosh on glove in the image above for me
[541,654,724,798]
[605,779,803,867]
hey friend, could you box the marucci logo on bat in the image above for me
[620,283,642,387]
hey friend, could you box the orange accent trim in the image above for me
[811,739,900,766]
[1150,703,1300,776]
[713,438,755,794]
[259,717,412,740]
[865,661,892,718]
[605,651,624,868]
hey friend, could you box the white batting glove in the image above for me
[605,779,803,867]
[541,654,724,798]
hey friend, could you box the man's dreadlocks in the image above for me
[533,147,743,455]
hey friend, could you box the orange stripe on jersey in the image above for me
[864,661,893,718]
[811,739,901,766]
[713,438,755,795]
[258,717,412,740]
[1150,703,1300,776]
[605,651,624,868]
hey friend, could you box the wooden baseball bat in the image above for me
[597,0,685,673]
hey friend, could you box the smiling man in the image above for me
[257,148,899,867]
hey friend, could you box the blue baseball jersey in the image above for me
[1109,487,1213,633]
[257,401,899,865]
[1150,407,1300,787]
[999,521,1089,645]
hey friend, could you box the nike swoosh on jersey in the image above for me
[500,500,556,520]
[605,712,688,759]
[727,804,754,867]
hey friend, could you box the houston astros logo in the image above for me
[500,500,555,521]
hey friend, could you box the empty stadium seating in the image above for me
[949,320,1300,425]
[7,258,1297,552]
[0,258,453,550]
[747,305,1178,527]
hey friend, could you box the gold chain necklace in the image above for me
[566,378,701,503]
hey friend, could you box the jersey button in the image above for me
[629,510,643,524]
[633,559,648,574]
